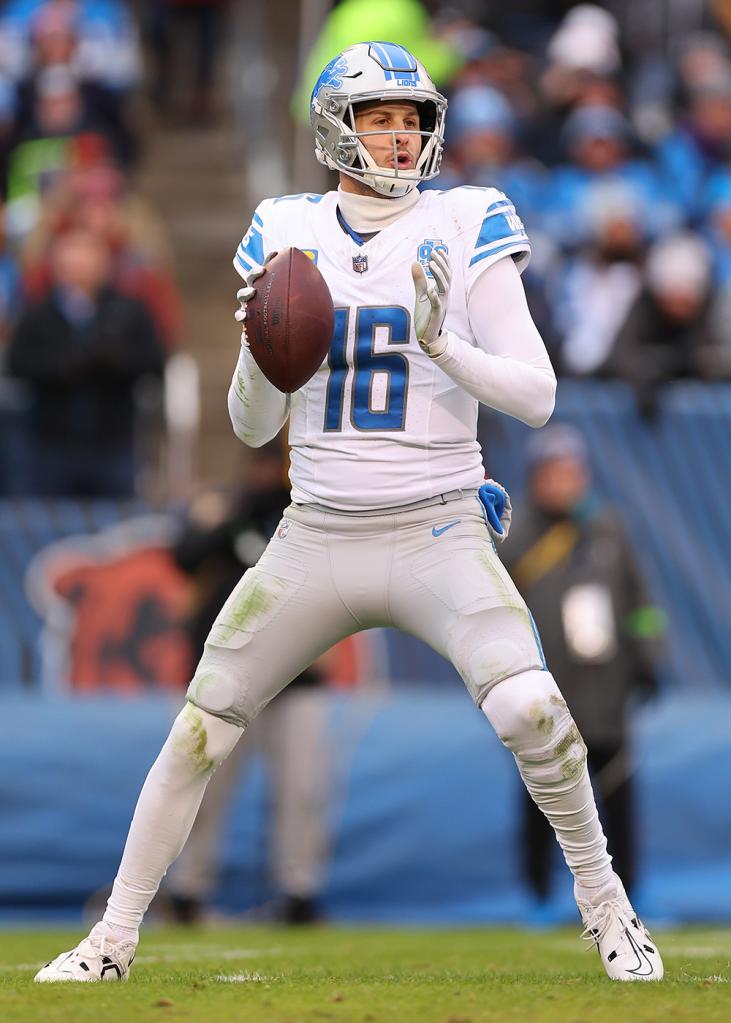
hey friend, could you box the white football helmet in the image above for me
[310,41,447,198]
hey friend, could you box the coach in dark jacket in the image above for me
[501,424,664,906]
[8,226,164,496]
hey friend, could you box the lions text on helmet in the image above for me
[310,41,447,197]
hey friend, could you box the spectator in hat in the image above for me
[533,4,624,165]
[553,182,646,376]
[604,231,731,414]
[545,104,680,251]
[655,77,731,220]
[501,423,664,917]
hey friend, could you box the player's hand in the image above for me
[234,252,277,324]
[478,479,512,542]
[411,248,451,357]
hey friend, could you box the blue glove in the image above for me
[478,479,512,542]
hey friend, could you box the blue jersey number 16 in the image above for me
[324,305,411,432]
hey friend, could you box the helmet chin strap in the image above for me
[362,174,418,198]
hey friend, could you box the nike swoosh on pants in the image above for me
[431,520,461,537]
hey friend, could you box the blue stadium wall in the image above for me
[2,690,730,923]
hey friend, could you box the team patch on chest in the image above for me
[417,238,449,277]
[352,253,369,274]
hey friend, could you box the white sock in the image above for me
[482,670,616,893]
[93,919,139,945]
[103,703,243,933]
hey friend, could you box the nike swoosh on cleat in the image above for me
[624,927,655,977]
[432,520,461,537]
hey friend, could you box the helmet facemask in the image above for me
[332,98,444,197]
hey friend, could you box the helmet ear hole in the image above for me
[419,101,437,135]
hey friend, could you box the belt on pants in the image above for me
[299,487,479,518]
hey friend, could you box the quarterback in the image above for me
[36,43,662,983]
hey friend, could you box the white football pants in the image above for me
[187,494,546,722]
[104,494,613,933]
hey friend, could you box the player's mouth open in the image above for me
[395,153,414,168]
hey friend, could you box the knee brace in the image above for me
[482,669,587,786]
[168,702,243,777]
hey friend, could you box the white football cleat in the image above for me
[576,875,664,981]
[34,922,137,983]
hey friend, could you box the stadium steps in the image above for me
[137,121,250,487]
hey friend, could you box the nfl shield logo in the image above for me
[352,254,368,274]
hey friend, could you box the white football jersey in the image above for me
[233,187,530,511]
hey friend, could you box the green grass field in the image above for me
[1,925,729,1023]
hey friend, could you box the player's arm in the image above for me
[413,251,555,428]
[228,208,290,447]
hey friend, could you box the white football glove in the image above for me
[410,248,452,357]
[234,252,277,324]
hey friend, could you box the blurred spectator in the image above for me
[701,170,731,287]
[547,4,621,79]
[437,85,547,230]
[0,0,142,92]
[656,80,731,219]
[2,63,136,239]
[604,232,731,415]
[534,4,623,164]
[21,161,182,348]
[545,104,680,250]
[11,8,140,146]
[148,0,230,124]
[629,32,731,147]
[0,199,21,347]
[7,225,164,496]
[501,424,663,911]
[554,183,645,376]
[165,443,331,926]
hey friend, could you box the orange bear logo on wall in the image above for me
[26,516,194,694]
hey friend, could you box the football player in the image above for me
[36,42,662,984]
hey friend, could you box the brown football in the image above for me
[244,247,334,393]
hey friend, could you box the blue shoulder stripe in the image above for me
[469,240,529,268]
[474,208,527,253]
[238,224,264,266]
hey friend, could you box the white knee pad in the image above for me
[168,702,243,776]
[482,669,587,784]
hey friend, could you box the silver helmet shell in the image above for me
[310,41,447,198]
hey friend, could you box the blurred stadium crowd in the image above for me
[0,0,230,497]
